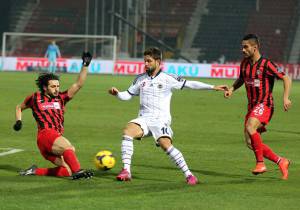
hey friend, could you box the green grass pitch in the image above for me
[0,71,299,210]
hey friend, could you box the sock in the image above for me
[166,146,192,178]
[62,149,81,173]
[250,132,264,162]
[262,144,280,163]
[121,135,134,174]
[35,167,71,176]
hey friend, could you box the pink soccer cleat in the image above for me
[252,162,267,175]
[186,175,198,185]
[278,158,290,180]
[116,169,132,181]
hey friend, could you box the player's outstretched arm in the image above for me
[67,52,92,98]
[213,85,229,91]
[184,80,227,91]
[184,80,215,90]
[282,75,292,111]
[108,87,133,101]
[13,103,28,131]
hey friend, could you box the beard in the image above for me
[146,66,155,75]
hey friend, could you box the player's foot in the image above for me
[72,169,94,180]
[278,158,290,180]
[116,168,131,181]
[252,162,267,175]
[19,165,37,176]
[186,175,198,185]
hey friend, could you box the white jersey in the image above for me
[127,71,185,123]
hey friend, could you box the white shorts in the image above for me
[129,117,173,143]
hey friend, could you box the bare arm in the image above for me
[13,103,29,131]
[282,75,292,111]
[224,78,244,98]
[67,52,92,98]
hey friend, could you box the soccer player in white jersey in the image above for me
[109,47,227,185]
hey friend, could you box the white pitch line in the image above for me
[0,148,24,157]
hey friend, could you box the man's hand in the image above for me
[13,120,22,131]
[108,87,119,96]
[82,52,92,67]
[224,87,234,98]
[213,85,228,91]
[283,98,292,111]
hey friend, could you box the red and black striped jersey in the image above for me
[239,57,285,109]
[23,91,72,134]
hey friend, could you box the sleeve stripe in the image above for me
[180,80,187,90]
[127,90,134,95]
[268,60,277,72]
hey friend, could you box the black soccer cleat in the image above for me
[19,165,37,176]
[71,169,94,180]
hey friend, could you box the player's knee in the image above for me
[123,127,140,138]
[159,138,172,151]
[245,124,256,135]
[65,146,75,152]
[123,128,133,137]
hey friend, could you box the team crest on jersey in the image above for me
[141,82,146,87]
[158,84,163,89]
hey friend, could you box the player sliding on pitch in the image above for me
[109,47,228,185]
[13,52,93,180]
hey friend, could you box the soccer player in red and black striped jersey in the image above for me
[225,34,292,180]
[13,52,93,180]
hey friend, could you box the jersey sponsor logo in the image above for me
[254,79,260,87]
[245,79,254,86]
[40,102,61,110]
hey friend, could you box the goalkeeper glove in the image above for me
[13,120,22,131]
[82,52,92,67]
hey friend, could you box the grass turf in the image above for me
[0,71,299,210]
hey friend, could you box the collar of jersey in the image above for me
[148,69,162,79]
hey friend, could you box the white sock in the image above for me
[121,135,134,174]
[166,146,192,178]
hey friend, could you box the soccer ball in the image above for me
[94,150,116,170]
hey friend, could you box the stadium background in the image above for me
[0,1,300,210]
[1,0,300,65]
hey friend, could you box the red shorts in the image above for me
[37,129,61,163]
[244,103,274,132]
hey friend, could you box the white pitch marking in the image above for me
[0,148,24,157]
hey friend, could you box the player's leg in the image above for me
[20,153,72,177]
[33,156,72,177]
[158,137,198,185]
[52,136,93,179]
[245,126,280,164]
[48,59,52,72]
[51,136,80,173]
[52,60,57,73]
[245,122,290,179]
[245,117,267,174]
[117,122,144,181]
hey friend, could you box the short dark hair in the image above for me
[242,34,260,47]
[144,47,162,60]
[35,73,60,93]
